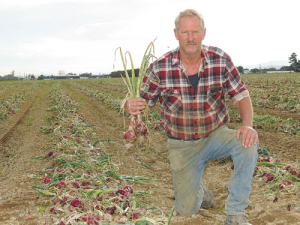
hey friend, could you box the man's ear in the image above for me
[174,28,179,40]
[202,28,206,40]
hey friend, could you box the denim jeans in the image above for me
[167,125,258,216]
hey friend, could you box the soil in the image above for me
[0,80,299,225]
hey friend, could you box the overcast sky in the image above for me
[1,0,299,76]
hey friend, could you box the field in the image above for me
[0,73,299,225]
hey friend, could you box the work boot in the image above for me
[200,182,215,209]
[223,215,252,225]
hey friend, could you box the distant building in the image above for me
[48,74,111,80]
[243,69,250,74]
[67,75,80,79]
[0,74,18,80]
[90,74,110,78]
[80,74,90,79]
[267,71,294,73]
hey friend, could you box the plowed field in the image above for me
[0,75,299,225]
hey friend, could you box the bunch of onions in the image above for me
[115,39,156,146]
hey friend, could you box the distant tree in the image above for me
[237,66,244,74]
[250,68,260,73]
[110,69,140,78]
[79,72,92,76]
[38,75,44,80]
[67,73,77,75]
[279,65,293,71]
[30,75,35,80]
[289,52,300,72]
[261,69,268,73]
[267,67,277,71]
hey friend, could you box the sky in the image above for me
[1,0,299,77]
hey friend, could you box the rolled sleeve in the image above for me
[231,89,250,104]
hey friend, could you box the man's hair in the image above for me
[175,9,205,32]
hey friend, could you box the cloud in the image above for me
[1,0,300,75]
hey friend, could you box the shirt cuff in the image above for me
[231,90,250,104]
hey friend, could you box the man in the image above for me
[124,9,258,225]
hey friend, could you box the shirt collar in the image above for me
[171,45,208,71]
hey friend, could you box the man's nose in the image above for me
[187,32,194,41]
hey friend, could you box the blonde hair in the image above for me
[175,9,205,32]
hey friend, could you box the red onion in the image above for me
[124,118,136,142]
[123,185,133,193]
[56,181,67,189]
[105,206,116,215]
[265,173,275,182]
[71,199,83,208]
[135,115,147,136]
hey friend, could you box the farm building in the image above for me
[267,71,294,73]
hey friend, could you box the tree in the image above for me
[250,68,260,73]
[237,66,244,74]
[38,75,44,80]
[110,69,140,78]
[289,52,300,72]
[279,66,293,71]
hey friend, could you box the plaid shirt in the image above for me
[140,45,249,140]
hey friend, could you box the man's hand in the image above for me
[236,126,258,148]
[124,98,146,115]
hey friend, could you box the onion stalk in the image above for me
[115,39,156,146]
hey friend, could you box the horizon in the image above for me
[0,59,292,77]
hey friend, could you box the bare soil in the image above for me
[0,81,299,225]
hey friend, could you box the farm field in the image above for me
[0,73,299,225]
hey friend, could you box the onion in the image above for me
[105,206,116,215]
[124,118,136,142]
[71,199,84,208]
[123,185,133,193]
[135,115,147,136]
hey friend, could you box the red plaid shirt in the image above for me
[140,45,249,140]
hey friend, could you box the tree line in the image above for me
[109,68,140,78]
[238,52,300,74]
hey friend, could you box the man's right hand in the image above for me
[124,98,146,115]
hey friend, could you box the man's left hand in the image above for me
[236,126,258,148]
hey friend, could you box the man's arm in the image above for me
[235,96,259,148]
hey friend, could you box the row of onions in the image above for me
[63,80,164,141]
[0,82,42,120]
[230,146,300,203]
[227,107,300,136]
[33,82,173,225]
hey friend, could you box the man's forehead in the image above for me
[178,16,202,29]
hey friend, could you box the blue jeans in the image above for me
[167,125,258,216]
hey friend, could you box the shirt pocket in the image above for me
[206,86,223,111]
[161,89,182,113]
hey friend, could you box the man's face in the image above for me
[174,16,206,57]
